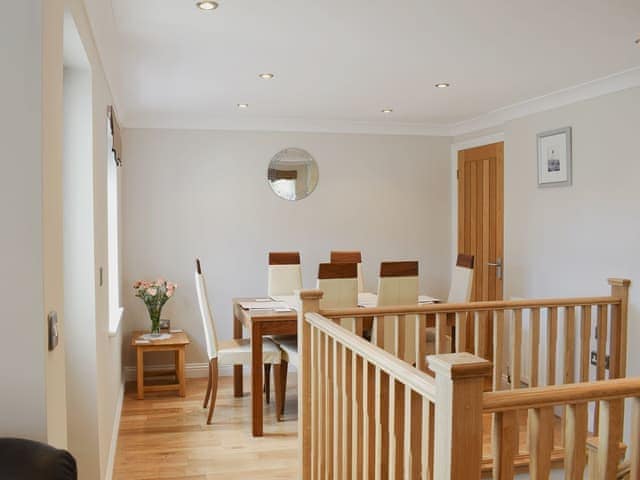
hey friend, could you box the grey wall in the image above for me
[0,0,49,442]
[122,129,452,365]
[454,86,640,456]
[63,66,101,479]
[502,86,640,446]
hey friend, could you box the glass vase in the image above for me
[148,306,162,335]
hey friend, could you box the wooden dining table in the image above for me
[232,298,298,437]
[232,293,443,437]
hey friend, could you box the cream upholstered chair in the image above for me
[426,254,475,354]
[267,252,302,297]
[375,261,419,360]
[318,263,358,310]
[195,259,282,424]
[267,252,302,366]
[448,254,475,302]
[277,263,358,417]
[330,251,365,293]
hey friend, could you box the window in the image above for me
[270,178,297,201]
[107,115,122,334]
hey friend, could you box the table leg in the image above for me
[233,305,243,397]
[136,348,144,400]
[177,347,186,397]
[251,322,264,437]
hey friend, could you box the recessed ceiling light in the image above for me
[381,108,393,114]
[237,103,249,109]
[435,83,451,88]
[196,1,218,10]
[258,73,275,80]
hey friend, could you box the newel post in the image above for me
[608,278,631,378]
[429,353,492,480]
[298,289,323,480]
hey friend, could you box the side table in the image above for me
[130,331,190,399]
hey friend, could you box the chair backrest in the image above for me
[376,261,419,357]
[376,261,419,306]
[268,252,303,297]
[195,259,219,360]
[317,263,358,309]
[330,250,364,293]
[448,254,475,303]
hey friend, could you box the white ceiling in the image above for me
[83,0,640,135]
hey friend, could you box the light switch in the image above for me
[48,311,59,351]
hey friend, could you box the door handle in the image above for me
[487,257,503,280]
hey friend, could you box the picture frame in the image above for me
[159,318,171,330]
[537,127,572,187]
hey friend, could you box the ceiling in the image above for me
[83,0,640,135]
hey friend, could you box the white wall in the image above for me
[456,85,640,453]
[63,65,101,478]
[0,0,124,474]
[122,129,452,365]
[64,1,125,477]
[43,0,70,448]
[0,0,49,443]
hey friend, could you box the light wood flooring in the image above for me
[114,376,563,479]
[113,376,299,480]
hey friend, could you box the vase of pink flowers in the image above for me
[133,279,177,335]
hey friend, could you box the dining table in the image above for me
[232,292,441,437]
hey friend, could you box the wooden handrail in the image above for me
[304,312,437,401]
[319,295,621,318]
[483,377,640,412]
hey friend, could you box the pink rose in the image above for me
[166,289,174,298]
[147,287,158,296]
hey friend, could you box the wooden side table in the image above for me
[130,331,190,399]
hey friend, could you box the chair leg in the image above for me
[203,360,212,408]
[274,363,283,421]
[279,360,289,416]
[264,364,271,404]
[206,358,219,425]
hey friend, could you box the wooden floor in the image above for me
[114,376,563,479]
[113,376,299,480]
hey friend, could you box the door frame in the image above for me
[449,132,505,269]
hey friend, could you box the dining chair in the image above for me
[267,252,302,297]
[276,262,358,417]
[375,261,419,359]
[447,254,475,302]
[195,259,282,424]
[330,250,364,292]
[426,254,475,354]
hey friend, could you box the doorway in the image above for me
[457,142,504,301]
[457,142,504,360]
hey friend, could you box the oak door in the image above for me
[457,142,504,302]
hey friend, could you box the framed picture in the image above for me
[537,127,572,187]
[159,318,171,330]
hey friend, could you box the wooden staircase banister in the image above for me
[483,377,640,412]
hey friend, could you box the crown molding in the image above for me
[122,113,451,137]
[121,67,640,137]
[449,66,640,136]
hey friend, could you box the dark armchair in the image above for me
[0,438,77,480]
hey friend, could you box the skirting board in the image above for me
[105,380,124,480]
[123,363,297,382]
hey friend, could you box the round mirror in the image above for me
[267,148,319,201]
